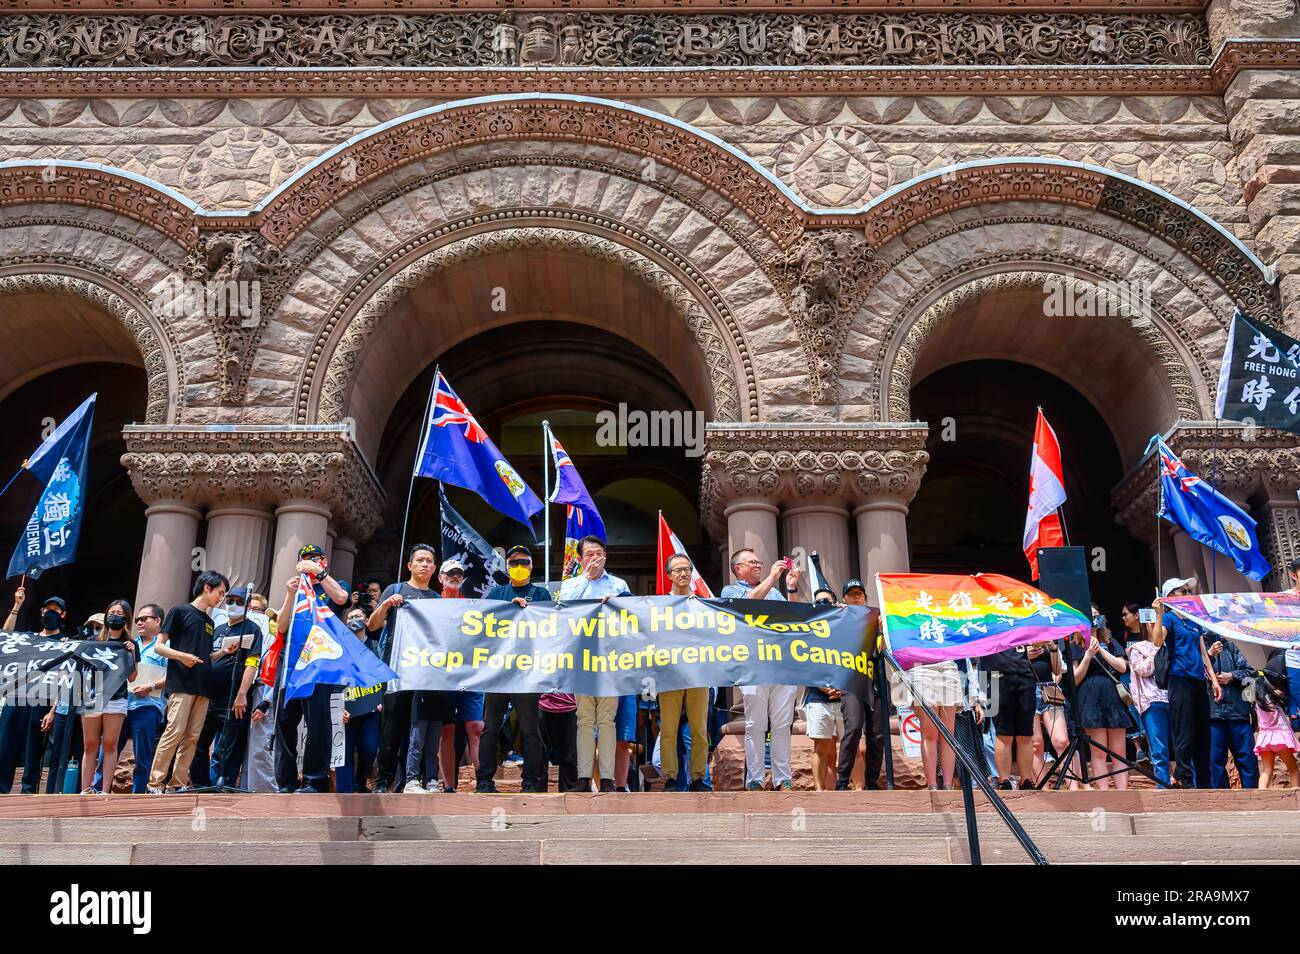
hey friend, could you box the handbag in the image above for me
[1096,648,1135,707]
[1153,637,1172,691]
[1039,682,1066,706]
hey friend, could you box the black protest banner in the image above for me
[0,633,134,708]
[390,595,877,697]
[1215,310,1300,434]
[343,681,383,716]
[439,485,507,599]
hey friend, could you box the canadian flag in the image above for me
[656,512,714,598]
[1023,408,1067,580]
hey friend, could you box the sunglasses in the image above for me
[507,559,531,567]
[134,616,159,623]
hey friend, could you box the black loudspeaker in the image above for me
[1036,546,1092,618]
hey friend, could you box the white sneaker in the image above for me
[401,780,425,794]
[428,780,444,794]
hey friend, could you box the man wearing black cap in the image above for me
[835,579,886,791]
[271,544,348,793]
[477,545,549,793]
[0,594,66,794]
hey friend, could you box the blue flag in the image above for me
[284,575,397,700]
[7,394,96,580]
[1153,436,1270,581]
[413,371,542,532]
[549,432,605,578]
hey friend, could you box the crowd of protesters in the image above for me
[0,539,1296,797]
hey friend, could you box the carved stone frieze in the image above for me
[1111,423,1300,553]
[183,229,296,404]
[767,229,884,404]
[0,13,1211,71]
[120,426,386,541]
[699,424,931,531]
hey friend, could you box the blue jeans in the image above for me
[1140,702,1172,787]
[336,712,380,793]
[1210,719,1259,789]
[93,705,165,794]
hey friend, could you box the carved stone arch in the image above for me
[305,223,755,428]
[0,269,179,424]
[882,269,1203,425]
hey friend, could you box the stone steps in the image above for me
[0,790,1293,864]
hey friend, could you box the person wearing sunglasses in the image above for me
[123,605,168,793]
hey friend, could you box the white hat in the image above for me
[440,558,466,574]
[1160,577,1197,597]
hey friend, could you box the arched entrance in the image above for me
[0,288,149,624]
[339,241,721,588]
[903,277,1173,617]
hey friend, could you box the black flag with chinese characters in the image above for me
[438,484,508,599]
[1215,309,1300,434]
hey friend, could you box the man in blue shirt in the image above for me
[559,535,632,792]
[720,547,801,791]
[124,604,168,793]
[1151,576,1221,788]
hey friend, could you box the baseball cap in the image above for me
[842,578,866,598]
[440,558,466,574]
[1160,576,1197,597]
[226,584,252,603]
[42,596,67,611]
[298,544,326,560]
[505,545,532,560]
[85,612,105,627]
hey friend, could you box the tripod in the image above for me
[1030,634,1162,790]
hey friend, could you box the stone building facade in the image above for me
[0,0,1298,615]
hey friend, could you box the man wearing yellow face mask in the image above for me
[477,545,551,793]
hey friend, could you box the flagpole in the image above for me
[398,369,438,581]
[542,419,551,587]
[1209,417,1219,591]
[0,464,25,502]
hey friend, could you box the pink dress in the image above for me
[1254,702,1300,754]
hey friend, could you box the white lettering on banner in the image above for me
[1242,361,1297,378]
[1248,331,1281,364]
[1241,374,1276,411]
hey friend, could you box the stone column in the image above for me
[855,499,911,594]
[270,500,333,592]
[204,505,274,594]
[1170,527,1207,591]
[330,534,359,591]
[782,503,851,600]
[135,500,202,612]
[723,500,779,581]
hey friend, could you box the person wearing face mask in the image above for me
[336,606,383,793]
[0,595,66,794]
[190,585,262,789]
[44,599,86,794]
[79,600,139,795]
[479,545,550,793]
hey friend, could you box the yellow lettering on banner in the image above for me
[461,611,484,636]
[654,648,671,667]
[682,646,699,664]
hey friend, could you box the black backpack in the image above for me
[1153,636,1172,690]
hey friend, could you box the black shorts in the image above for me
[412,690,455,724]
[993,676,1037,738]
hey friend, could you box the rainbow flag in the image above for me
[877,572,1089,669]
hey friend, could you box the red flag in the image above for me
[656,512,714,597]
[1023,409,1067,580]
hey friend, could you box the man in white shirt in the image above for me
[719,548,801,791]
[559,535,631,792]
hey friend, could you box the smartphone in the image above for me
[782,557,794,571]
[1139,608,1157,624]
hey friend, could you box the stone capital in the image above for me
[1111,421,1300,539]
[121,425,386,542]
[700,422,929,531]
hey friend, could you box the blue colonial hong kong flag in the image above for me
[413,370,543,532]
[284,574,397,700]
[549,432,606,578]
[7,393,97,580]
[1152,435,1270,581]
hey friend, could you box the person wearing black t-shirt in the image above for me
[1072,607,1132,790]
[370,543,441,794]
[272,544,350,794]
[148,570,229,793]
[980,644,1038,789]
[191,585,263,788]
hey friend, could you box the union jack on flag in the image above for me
[284,574,396,700]
[413,369,543,531]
